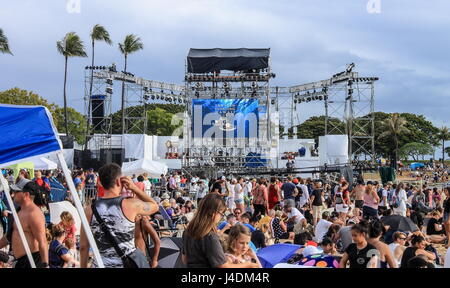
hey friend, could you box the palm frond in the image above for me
[57,32,87,58]
[119,34,144,55]
[0,28,13,55]
[91,24,112,45]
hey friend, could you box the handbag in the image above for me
[91,201,150,268]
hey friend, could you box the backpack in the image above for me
[391,192,401,209]
[33,179,51,207]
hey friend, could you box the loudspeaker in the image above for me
[91,95,105,131]
[100,148,125,167]
[60,135,74,149]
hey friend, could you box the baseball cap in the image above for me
[10,178,31,192]
[292,178,299,184]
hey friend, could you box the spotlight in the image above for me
[143,86,149,92]
[156,95,160,100]
[106,79,113,85]
[151,95,155,100]
[105,87,113,94]
[271,99,275,105]
[294,99,298,104]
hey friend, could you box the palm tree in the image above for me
[437,126,450,163]
[0,28,13,55]
[57,32,87,136]
[85,25,112,146]
[119,34,143,134]
[378,113,410,164]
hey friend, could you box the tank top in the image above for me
[400,247,418,268]
[363,192,378,210]
[90,196,136,268]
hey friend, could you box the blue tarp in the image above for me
[0,105,61,166]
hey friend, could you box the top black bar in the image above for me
[187,48,270,73]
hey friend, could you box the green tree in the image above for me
[292,116,345,145]
[0,88,86,143]
[57,32,87,136]
[378,113,410,163]
[119,34,144,134]
[86,24,113,145]
[146,108,183,136]
[445,146,450,158]
[0,28,12,55]
[398,142,434,161]
[437,126,450,162]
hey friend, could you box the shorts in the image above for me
[312,205,323,220]
[234,198,244,204]
[363,206,378,219]
[14,252,42,268]
[355,200,364,209]
[279,232,291,239]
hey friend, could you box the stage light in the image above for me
[143,86,149,92]
[294,99,298,104]
[178,98,182,104]
[105,87,113,94]
[271,99,275,105]
[106,79,113,85]
[151,95,155,100]
[195,92,200,98]
[156,95,160,100]
[143,94,150,101]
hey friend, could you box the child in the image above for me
[59,211,76,243]
[64,238,80,268]
[225,224,262,267]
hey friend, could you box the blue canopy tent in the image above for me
[0,104,103,268]
[410,162,425,170]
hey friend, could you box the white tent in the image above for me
[28,156,58,170]
[122,158,168,178]
[49,201,81,236]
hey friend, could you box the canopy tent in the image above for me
[410,162,425,170]
[1,161,35,179]
[0,104,103,268]
[19,156,58,170]
[187,48,270,73]
[49,201,81,236]
[121,158,168,178]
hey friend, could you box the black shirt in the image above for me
[400,247,418,268]
[251,230,266,249]
[426,218,445,235]
[444,198,450,214]
[311,189,323,206]
[345,243,377,268]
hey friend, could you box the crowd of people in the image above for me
[1,162,450,269]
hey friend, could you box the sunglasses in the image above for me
[399,237,407,240]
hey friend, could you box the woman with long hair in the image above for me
[362,184,379,220]
[268,177,282,210]
[393,182,408,217]
[181,193,259,268]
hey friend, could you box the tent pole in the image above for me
[0,173,36,268]
[56,152,104,268]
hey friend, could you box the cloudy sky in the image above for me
[1,0,449,129]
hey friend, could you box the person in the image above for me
[159,174,167,195]
[181,193,259,268]
[445,247,450,268]
[400,235,436,268]
[352,180,366,220]
[284,199,307,233]
[252,178,269,218]
[80,163,159,268]
[225,224,262,266]
[142,173,152,197]
[388,231,407,267]
[443,187,450,248]
[0,250,9,268]
[251,222,269,250]
[0,179,48,268]
[339,223,378,268]
[392,183,408,217]
[32,170,51,209]
[297,178,310,209]
[268,210,294,241]
[234,178,245,213]
[362,184,380,220]
[407,255,434,268]
[310,181,324,226]
[73,171,83,188]
[268,177,282,210]
[64,238,79,268]
[240,212,256,233]
[334,185,350,223]
[196,180,208,204]
[338,219,356,252]
[135,215,160,268]
[217,214,237,235]
[233,207,242,222]
[426,210,447,244]
[135,175,146,193]
[281,176,298,201]
[367,219,397,268]
[59,211,76,243]
[49,224,76,268]
[320,237,337,256]
[96,176,104,198]
[85,168,96,191]
[314,211,333,243]
[378,183,390,214]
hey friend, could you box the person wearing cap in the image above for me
[0,179,49,268]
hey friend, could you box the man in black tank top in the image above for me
[80,163,159,268]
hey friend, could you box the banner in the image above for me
[192,99,259,139]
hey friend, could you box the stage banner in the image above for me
[192,99,259,139]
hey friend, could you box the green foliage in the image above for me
[398,142,434,161]
[445,146,450,158]
[0,88,86,144]
[56,32,87,58]
[91,24,112,45]
[119,34,143,56]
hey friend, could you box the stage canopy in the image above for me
[122,158,168,178]
[187,48,270,73]
[0,104,62,166]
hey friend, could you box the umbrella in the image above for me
[381,215,419,233]
[149,237,185,268]
[257,244,302,268]
[297,254,340,268]
[49,201,81,235]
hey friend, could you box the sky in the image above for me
[1,0,450,133]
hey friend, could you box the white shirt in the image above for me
[298,184,309,207]
[314,219,332,243]
[379,189,389,207]
[394,189,408,212]
[288,208,305,225]
[243,182,252,198]
[143,180,152,195]
[234,183,244,200]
